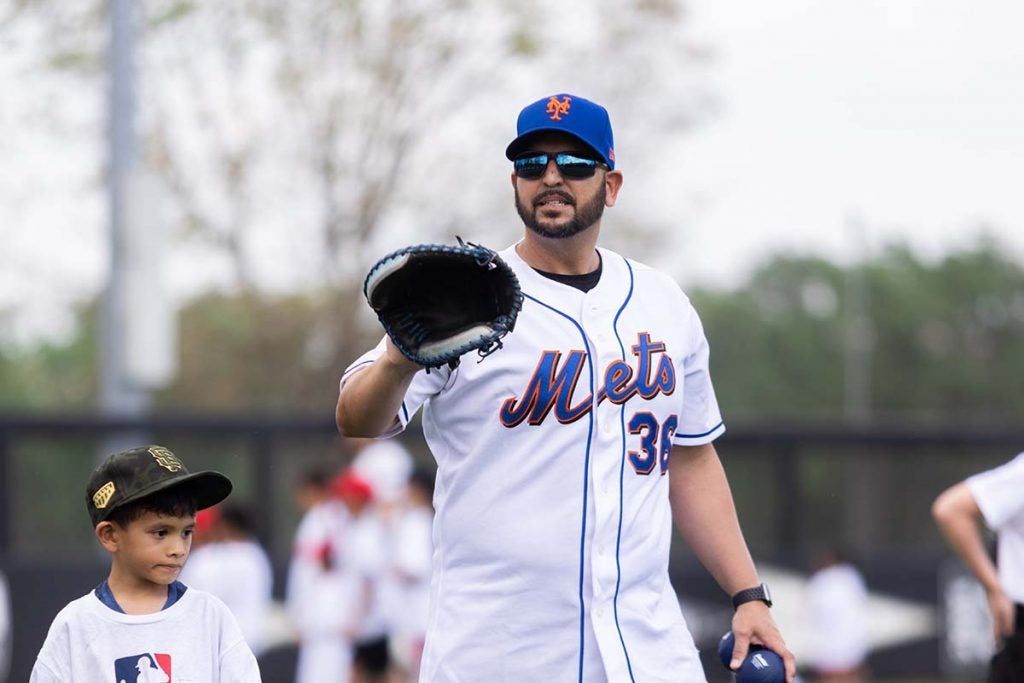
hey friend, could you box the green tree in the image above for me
[692,256,847,418]
[692,238,1024,422]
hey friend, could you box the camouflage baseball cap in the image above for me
[86,444,233,527]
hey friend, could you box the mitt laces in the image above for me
[456,235,498,270]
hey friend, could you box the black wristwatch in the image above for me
[731,582,773,610]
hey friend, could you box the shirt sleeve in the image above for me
[341,335,450,436]
[673,303,725,446]
[220,640,263,682]
[966,452,1024,530]
[217,602,263,682]
[28,661,61,683]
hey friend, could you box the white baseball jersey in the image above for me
[343,243,724,682]
[966,452,1024,603]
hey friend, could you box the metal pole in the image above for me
[0,432,9,555]
[101,0,150,454]
[843,212,872,424]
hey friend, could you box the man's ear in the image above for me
[95,521,119,551]
[604,170,624,207]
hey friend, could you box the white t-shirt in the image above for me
[30,586,261,682]
[966,452,1024,603]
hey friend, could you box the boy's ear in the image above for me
[95,520,119,551]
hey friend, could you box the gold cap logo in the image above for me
[93,481,116,509]
[148,446,184,472]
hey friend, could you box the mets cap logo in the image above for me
[92,481,116,510]
[148,445,184,472]
[546,95,571,120]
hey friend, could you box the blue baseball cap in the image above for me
[505,93,616,170]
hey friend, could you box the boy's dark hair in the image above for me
[104,486,200,528]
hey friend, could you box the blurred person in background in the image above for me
[804,548,870,682]
[332,469,390,683]
[349,436,414,515]
[292,465,334,516]
[346,437,414,681]
[933,452,1024,682]
[388,465,435,682]
[179,503,275,657]
[286,464,358,683]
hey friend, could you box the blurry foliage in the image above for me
[690,238,1024,422]
[3,2,1020,421]
[2,239,1023,422]
[692,258,848,418]
[160,290,375,411]
[0,304,98,411]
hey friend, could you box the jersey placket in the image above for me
[583,297,634,681]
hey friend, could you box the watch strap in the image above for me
[731,582,772,609]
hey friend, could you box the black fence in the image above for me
[1,413,1020,682]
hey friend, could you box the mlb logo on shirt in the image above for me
[114,653,172,681]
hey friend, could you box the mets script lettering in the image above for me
[500,333,676,427]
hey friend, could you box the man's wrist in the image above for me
[731,582,773,610]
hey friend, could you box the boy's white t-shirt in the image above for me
[30,586,262,682]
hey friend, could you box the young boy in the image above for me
[30,444,262,682]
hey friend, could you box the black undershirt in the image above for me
[534,254,603,292]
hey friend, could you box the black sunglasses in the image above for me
[513,152,605,180]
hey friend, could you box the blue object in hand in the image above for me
[717,631,785,683]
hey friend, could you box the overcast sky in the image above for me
[666,0,1024,287]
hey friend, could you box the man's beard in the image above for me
[515,184,606,239]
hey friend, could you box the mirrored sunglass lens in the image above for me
[514,155,548,178]
[555,154,598,178]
